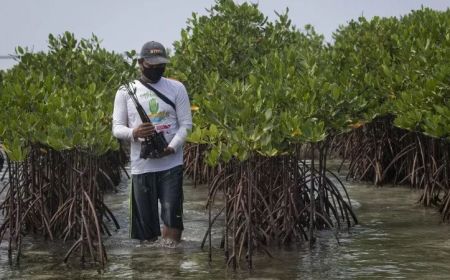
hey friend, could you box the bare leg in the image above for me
[162,225,182,243]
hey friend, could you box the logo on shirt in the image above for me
[139,91,155,99]
[149,98,159,114]
[148,97,168,123]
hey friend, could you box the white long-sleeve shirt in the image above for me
[112,77,192,174]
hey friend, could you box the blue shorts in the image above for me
[130,165,184,240]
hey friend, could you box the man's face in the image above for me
[139,59,166,83]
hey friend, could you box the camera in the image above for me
[140,132,169,159]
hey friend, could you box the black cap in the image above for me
[139,41,169,65]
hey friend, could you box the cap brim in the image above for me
[143,56,169,65]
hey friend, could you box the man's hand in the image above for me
[150,147,175,159]
[133,123,155,139]
[159,146,175,157]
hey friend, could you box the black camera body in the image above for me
[140,131,168,159]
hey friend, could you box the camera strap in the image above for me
[138,79,176,111]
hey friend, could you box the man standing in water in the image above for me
[112,41,192,246]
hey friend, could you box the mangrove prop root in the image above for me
[203,143,357,268]
[0,145,121,266]
[333,116,450,221]
[184,143,220,187]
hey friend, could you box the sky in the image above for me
[1,0,449,70]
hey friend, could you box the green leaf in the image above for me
[264,108,272,120]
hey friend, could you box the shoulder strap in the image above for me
[138,79,176,111]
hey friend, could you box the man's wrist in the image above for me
[132,128,139,140]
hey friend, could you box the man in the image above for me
[112,41,192,246]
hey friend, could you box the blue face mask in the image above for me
[142,65,165,83]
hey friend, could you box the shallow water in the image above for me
[1,162,450,279]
